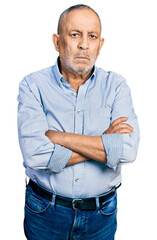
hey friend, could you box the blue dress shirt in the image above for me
[17,58,140,198]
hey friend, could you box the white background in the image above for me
[0,0,156,239]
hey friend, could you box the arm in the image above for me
[101,78,140,169]
[46,132,106,162]
[45,78,139,169]
[45,117,134,165]
[66,152,88,166]
[17,77,72,173]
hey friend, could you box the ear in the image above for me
[99,38,105,51]
[52,34,60,52]
[98,38,105,56]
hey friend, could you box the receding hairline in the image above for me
[57,4,102,35]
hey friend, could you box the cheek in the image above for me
[67,42,78,54]
[60,43,76,58]
[91,46,101,59]
[59,39,68,54]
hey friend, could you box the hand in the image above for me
[104,117,134,134]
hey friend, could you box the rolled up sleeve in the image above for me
[101,134,123,169]
[46,144,72,173]
[17,77,72,173]
[101,76,140,170]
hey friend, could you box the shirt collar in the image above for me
[53,57,97,85]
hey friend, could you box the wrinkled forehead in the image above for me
[61,8,102,34]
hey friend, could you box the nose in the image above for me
[78,35,89,50]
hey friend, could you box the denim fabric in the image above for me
[24,185,117,240]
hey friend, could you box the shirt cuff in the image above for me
[101,134,123,170]
[46,144,72,173]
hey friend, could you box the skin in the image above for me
[45,117,133,165]
[53,8,104,92]
[46,9,133,165]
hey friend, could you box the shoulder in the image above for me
[23,66,54,85]
[18,66,55,99]
[96,67,126,88]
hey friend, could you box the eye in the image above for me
[71,33,79,38]
[89,34,97,39]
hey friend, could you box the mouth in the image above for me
[75,56,90,60]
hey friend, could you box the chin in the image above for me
[74,68,91,74]
[74,64,93,73]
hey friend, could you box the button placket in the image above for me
[72,82,89,195]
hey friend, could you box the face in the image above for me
[53,8,104,75]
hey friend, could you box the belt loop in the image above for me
[51,193,56,209]
[25,176,28,187]
[115,182,121,190]
[95,197,100,210]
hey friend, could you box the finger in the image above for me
[111,117,128,127]
[110,124,134,134]
[112,123,133,132]
[115,128,134,134]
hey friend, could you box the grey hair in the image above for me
[57,4,102,34]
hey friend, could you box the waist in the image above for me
[28,179,121,211]
[26,163,122,197]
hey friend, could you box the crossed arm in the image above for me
[45,117,134,166]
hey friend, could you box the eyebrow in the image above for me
[70,30,81,33]
[69,30,99,35]
[88,31,99,35]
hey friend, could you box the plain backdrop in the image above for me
[0,0,157,239]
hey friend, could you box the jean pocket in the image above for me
[25,186,51,214]
[99,191,117,216]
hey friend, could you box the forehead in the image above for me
[62,8,101,33]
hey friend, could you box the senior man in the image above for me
[18,4,140,240]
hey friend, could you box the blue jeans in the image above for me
[24,185,117,240]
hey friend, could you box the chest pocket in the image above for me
[84,107,111,136]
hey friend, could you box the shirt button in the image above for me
[75,178,79,182]
[71,92,75,95]
[77,110,81,113]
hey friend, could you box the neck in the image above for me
[61,66,93,93]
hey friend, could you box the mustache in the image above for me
[74,52,90,58]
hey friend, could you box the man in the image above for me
[17,4,140,240]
